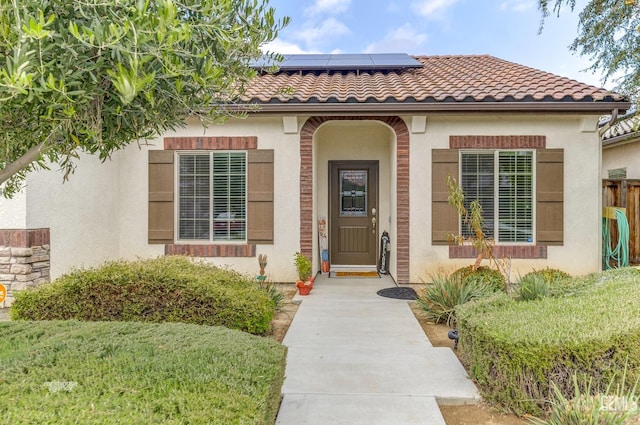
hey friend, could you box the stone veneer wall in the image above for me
[0,229,50,308]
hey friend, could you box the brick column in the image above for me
[299,116,410,283]
[0,229,50,308]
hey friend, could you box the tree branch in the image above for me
[0,141,46,186]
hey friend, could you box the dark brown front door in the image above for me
[329,161,379,266]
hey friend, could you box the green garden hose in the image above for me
[602,208,630,269]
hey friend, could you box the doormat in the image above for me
[332,271,380,278]
[376,287,418,300]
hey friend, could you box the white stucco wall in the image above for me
[0,188,26,229]
[6,112,604,283]
[408,114,602,282]
[603,139,640,179]
[116,116,303,282]
[16,153,122,277]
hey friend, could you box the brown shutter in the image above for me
[432,149,459,245]
[536,149,563,245]
[148,150,174,244]
[247,149,274,244]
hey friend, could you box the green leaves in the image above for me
[22,10,55,40]
[107,63,155,105]
[0,44,35,98]
[0,0,288,197]
[538,0,639,104]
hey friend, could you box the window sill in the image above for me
[165,244,256,257]
[449,245,547,259]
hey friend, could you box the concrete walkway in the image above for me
[276,274,479,425]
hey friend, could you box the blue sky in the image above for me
[265,0,610,89]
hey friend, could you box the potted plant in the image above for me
[294,252,313,295]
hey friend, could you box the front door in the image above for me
[329,161,379,266]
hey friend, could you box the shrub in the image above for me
[417,273,498,326]
[0,320,287,424]
[457,268,640,416]
[10,256,275,335]
[452,265,506,292]
[521,268,572,296]
[294,252,312,281]
[522,267,570,284]
[517,273,550,301]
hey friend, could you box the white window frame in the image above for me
[174,150,248,244]
[459,149,536,244]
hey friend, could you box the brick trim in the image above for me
[164,137,257,150]
[300,116,410,284]
[165,244,256,257]
[449,245,547,259]
[450,135,546,149]
[0,229,50,248]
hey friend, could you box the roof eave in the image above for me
[233,101,631,115]
[603,132,640,148]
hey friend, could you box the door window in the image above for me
[340,170,368,217]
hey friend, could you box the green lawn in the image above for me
[0,320,287,424]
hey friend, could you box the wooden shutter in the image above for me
[432,149,459,245]
[536,149,563,245]
[148,150,175,244]
[247,149,274,244]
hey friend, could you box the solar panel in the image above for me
[251,53,422,71]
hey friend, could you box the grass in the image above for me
[0,320,287,424]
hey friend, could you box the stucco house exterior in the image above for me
[602,114,640,179]
[0,54,630,305]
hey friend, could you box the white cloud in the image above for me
[294,17,350,50]
[499,0,536,12]
[363,23,428,54]
[262,39,322,55]
[305,0,351,16]
[412,0,459,17]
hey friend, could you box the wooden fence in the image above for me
[603,179,640,264]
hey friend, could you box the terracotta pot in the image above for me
[296,279,313,295]
[297,285,312,296]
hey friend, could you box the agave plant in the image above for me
[417,273,496,326]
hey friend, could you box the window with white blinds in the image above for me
[461,151,533,243]
[178,152,247,241]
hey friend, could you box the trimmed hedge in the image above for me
[10,256,275,335]
[0,320,286,424]
[457,268,640,416]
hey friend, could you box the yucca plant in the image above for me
[517,273,550,301]
[417,273,496,326]
[529,370,640,425]
[256,279,285,311]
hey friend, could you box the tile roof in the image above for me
[602,114,640,145]
[242,55,629,112]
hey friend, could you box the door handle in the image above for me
[372,217,376,231]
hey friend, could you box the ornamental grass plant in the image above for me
[417,272,498,326]
[529,370,639,425]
